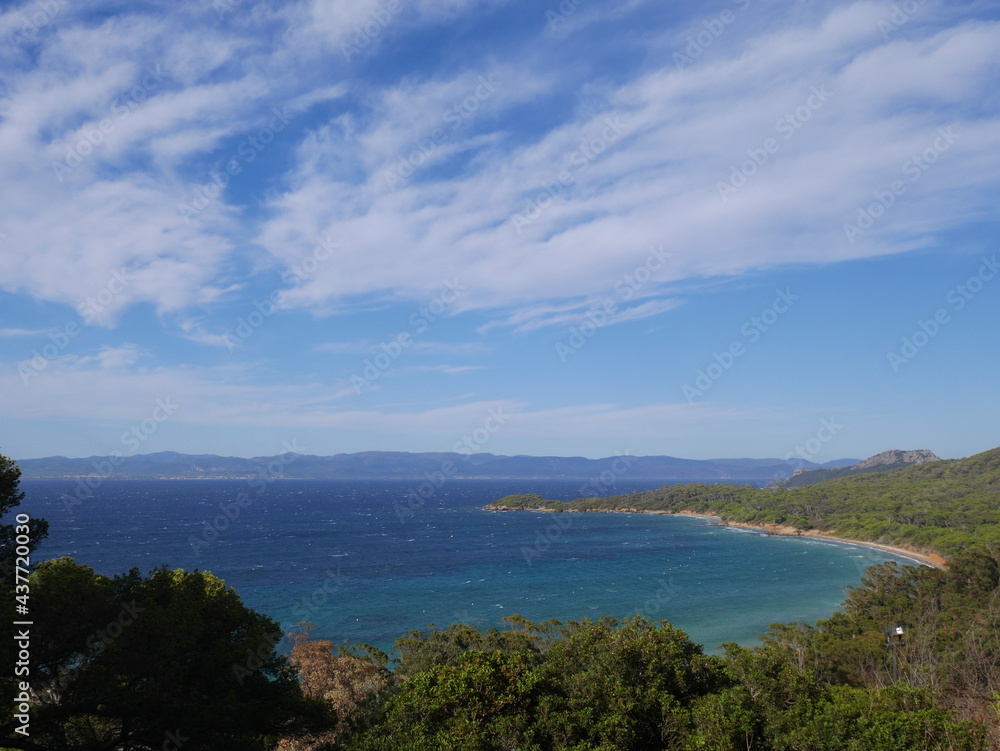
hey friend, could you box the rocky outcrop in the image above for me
[778,449,941,488]
[853,450,940,470]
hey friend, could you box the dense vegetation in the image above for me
[776,460,917,488]
[0,452,47,587]
[341,597,994,751]
[1,559,329,750]
[487,447,1000,556]
[3,448,1000,749]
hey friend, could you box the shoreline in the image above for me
[668,511,947,569]
[487,505,948,569]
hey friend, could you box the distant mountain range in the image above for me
[15,450,860,483]
[776,449,941,488]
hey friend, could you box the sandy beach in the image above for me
[492,505,948,569]
[660,510,948,569]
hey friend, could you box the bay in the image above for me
[20,478,919,654]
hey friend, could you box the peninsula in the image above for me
[485,446,1000,564]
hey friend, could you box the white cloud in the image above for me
[0,328,50,337]
[1,348,792,445]
[253,8,1000,319]
[0,1,997,465]
[0,6,296,324]
[300,0,509,52]
[315,340,487,355]
[4,352,353,423]
[483,297,682,334]
[406,364,487,375]
[4,1,995,331]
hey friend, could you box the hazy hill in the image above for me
[16,450,858,482]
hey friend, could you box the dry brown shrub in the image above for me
[276,626,392,750]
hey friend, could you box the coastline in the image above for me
[668,510,947,569]
[486,505,947,569]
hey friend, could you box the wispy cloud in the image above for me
[0,351,792,440]
[0,328,50,337]
[252,6,1000,319]
[2,3,996,325]
[485,297,683,334]
[315,340,488,355]
[1,0,997,460]
[406,364,487,375]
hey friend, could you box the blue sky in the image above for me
[1,0,998,462]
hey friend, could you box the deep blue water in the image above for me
[19,479,920,655]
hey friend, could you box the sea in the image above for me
[19,478,921,655]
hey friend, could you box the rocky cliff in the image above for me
[853,449,941,470]
[778,449,941,488]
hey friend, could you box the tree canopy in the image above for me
[0,449,47,586]
[1,558,327,751]
[344,612,987,751]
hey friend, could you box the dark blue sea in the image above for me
[20,479,920,654]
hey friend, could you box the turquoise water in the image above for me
[21,479,921,654]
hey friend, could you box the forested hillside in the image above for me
[487,447,1000,557]
[776,449,940,488]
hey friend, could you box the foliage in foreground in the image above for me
[7,554,994,750]
[0,559,328,751]
[340,613,986,751]
[315,550,1000,750]
[0,449,48,587]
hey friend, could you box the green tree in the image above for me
[350,617,725,751]
[696,647,985,751]
[350,650,551,751]
[0,450,48,586]
[394,619,547,677]
[0,558,329,751]
[535,617,721,749]
[786,684,985,751]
